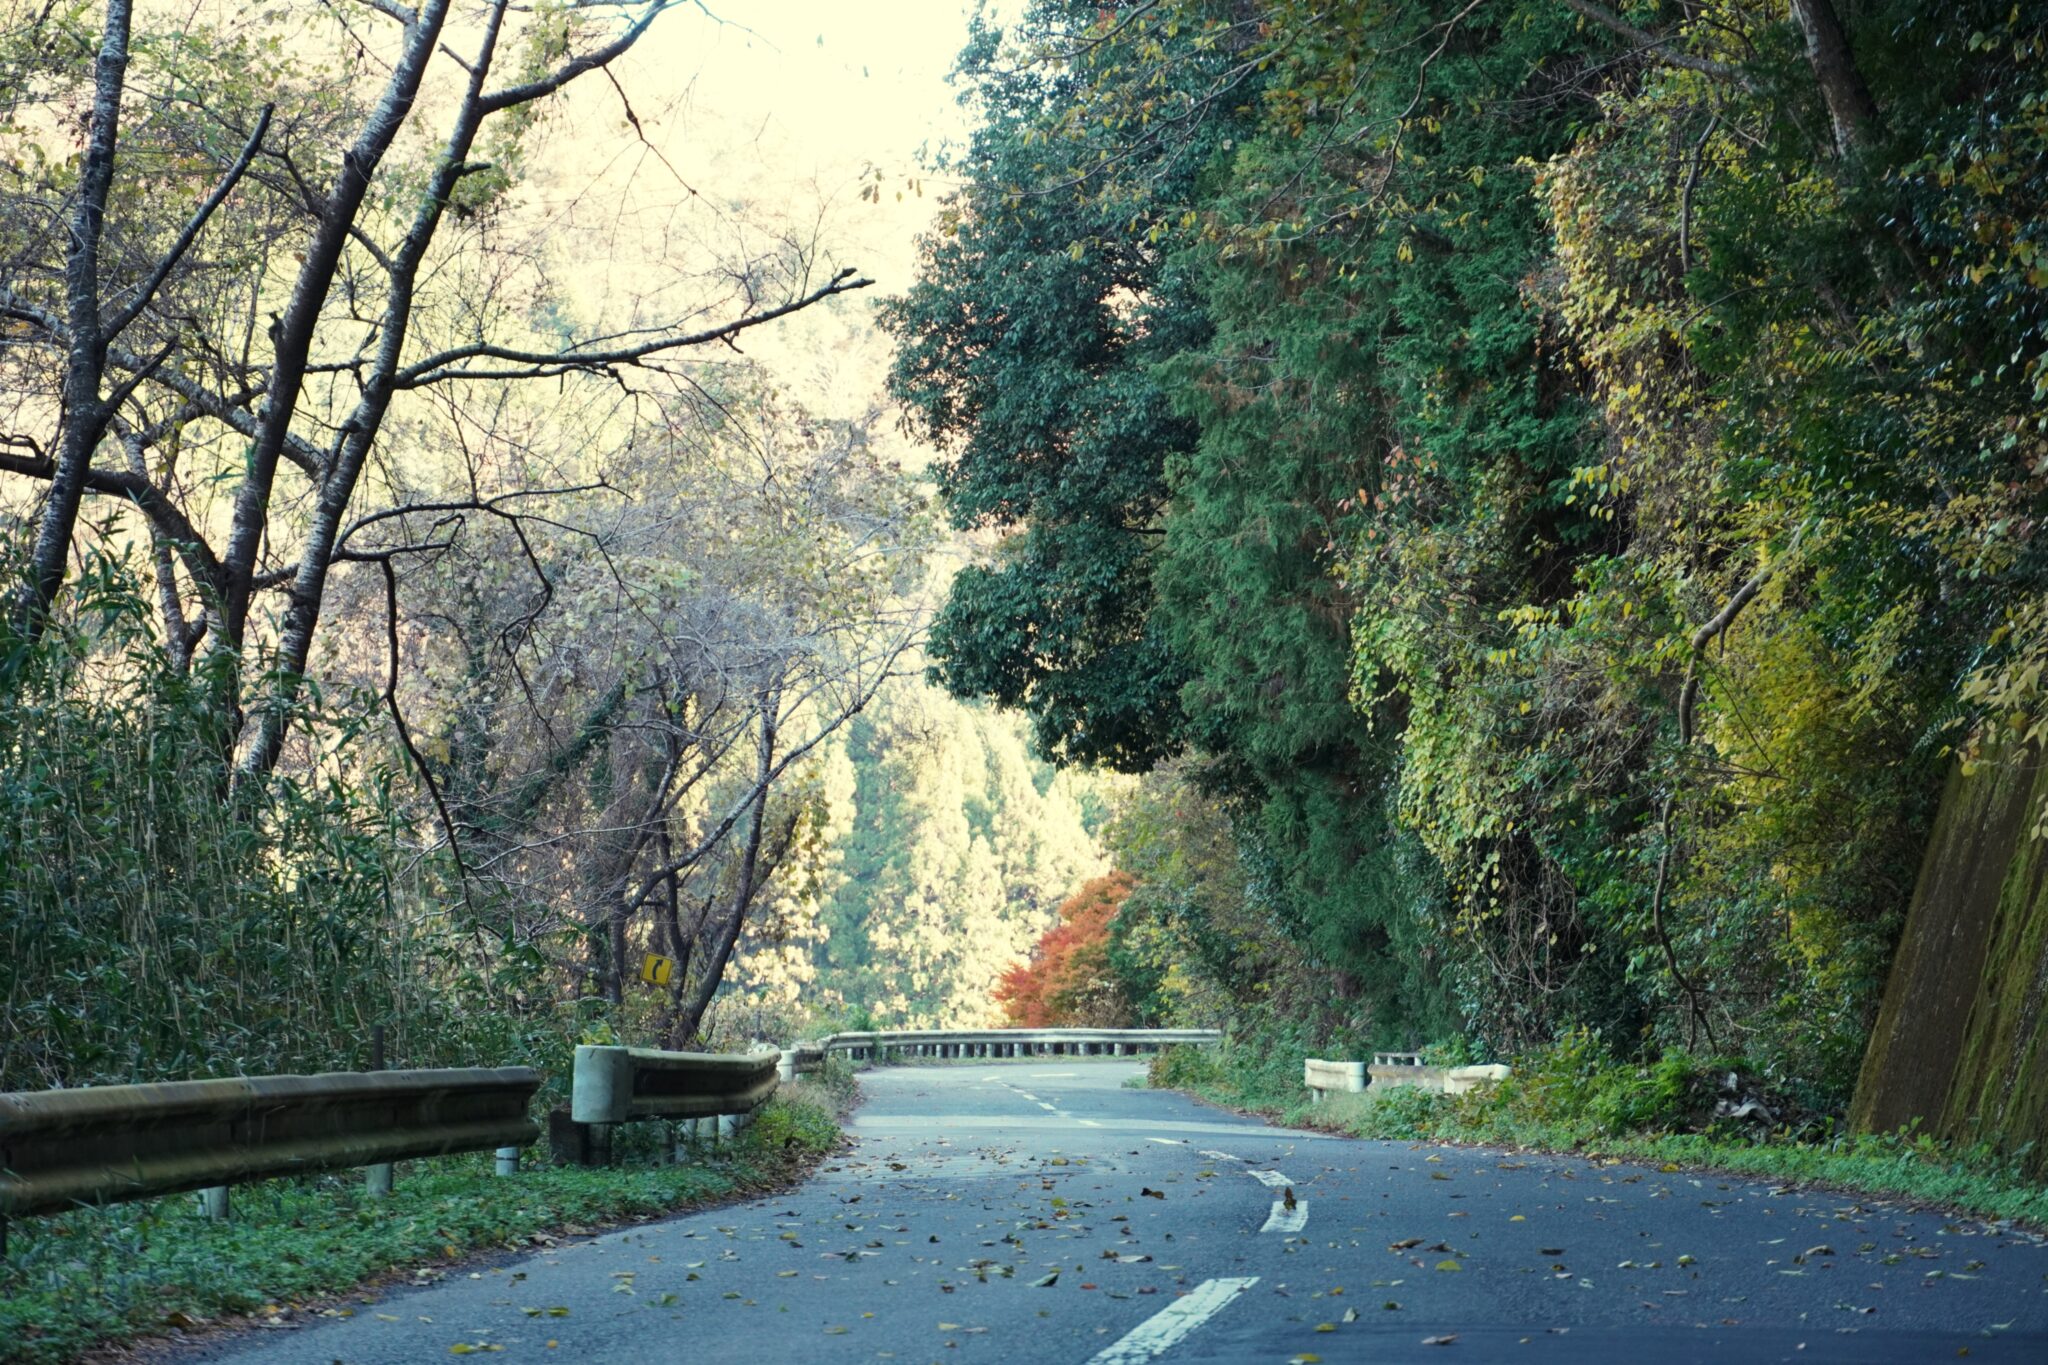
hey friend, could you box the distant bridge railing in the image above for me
[794,1028,1223,1067]
[0,1067,540,1248]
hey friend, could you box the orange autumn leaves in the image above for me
[994,872,1137,1028]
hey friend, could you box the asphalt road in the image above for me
[183,1061,2048,1364]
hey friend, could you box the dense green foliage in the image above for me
[889,0,2048,1115]
[0,558,519,1092]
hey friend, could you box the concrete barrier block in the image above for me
[1444,1063,1511,1095]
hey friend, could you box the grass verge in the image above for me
[0,1080,844,1364]
[1147,1044,2048,1228]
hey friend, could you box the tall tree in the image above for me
[0,0,870,786]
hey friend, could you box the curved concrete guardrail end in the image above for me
[1303,1058,1368,1104]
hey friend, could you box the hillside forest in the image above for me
[894,0,2048,1165]
[1,0,2044,1178]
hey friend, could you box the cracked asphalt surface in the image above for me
[179,1061,2048,1364]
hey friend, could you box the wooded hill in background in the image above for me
[796,677,1113,1029]
[887,0,2048,1168]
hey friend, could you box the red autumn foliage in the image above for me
[994,871,1137,1027]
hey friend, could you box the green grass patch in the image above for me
[0,1084,842,1364]
[1146,1043,2048,1227]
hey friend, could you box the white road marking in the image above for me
[1248,1169,1296,1189]
[1148,1138,1186,1146]
[1038,1102,1058,1111]
[1016,1092,1039,1101]
[1198,1149,1241,1161]
[1078,1119,1102,1127]
[1085,1276,1260,1365]
[1259,1200,1309,1234]
[1029,1072,1077,1078]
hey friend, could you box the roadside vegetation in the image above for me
[911,0,2048,1185]
[1148,1046,2048,1228]
[0,1080,846,1365]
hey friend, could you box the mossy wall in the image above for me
[1851,744,2048,1175]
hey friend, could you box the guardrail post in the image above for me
[365,1025,396,1197]
[199,1185,230,1221]
[495,1146,521,1176]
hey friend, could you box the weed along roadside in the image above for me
[1144,1043,2048,1230]
[0,1062,856,1365]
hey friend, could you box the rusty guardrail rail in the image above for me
[0,1067,541,1250]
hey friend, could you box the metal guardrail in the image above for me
[567,1045,781,1164]
[808,1028,1222,1062]
[570,1045,779,1124]
[779,1043,826,1080]
[0,1026,1231,1248]
[0,1067,540,1244]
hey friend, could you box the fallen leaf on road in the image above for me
[1435,1260,1463,1272]
[1141,1188,1166,1200]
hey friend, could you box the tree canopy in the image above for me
[893,0,2048,1108]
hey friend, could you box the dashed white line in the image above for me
[1248,1169,1296,1189]
[1259,1200,1309,1234]
[1038,1101,1058,1111]
[1148,1138,1186,1146]
[1085,1276,1260,1365]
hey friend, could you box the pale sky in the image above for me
[548,0,994,421]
